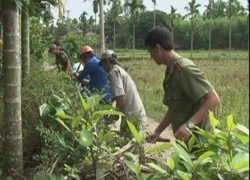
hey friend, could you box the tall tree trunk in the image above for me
[95,13,97,50]
[153,4,156,27]
[229,19,231,58]
[113,21,116,50]
[3,0,23,178]
[208,19,212,57]
[191,20,193,58]
[228,0,231,58]
[99,0,105,54]
[172,30,175,45]
[133,22,135,60]
[21,0,30,80]
[248,15,249,59]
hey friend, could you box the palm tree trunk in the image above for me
[172,30,175,45]
[229,19,231,58]
[95,13,97,50]
[208,19,212,57]
[153,4,156,27]
[95,13,98,50]
[248,15,249,59]
[191,20,193,58]
[99,0,105,54]
[3,0,23,178]
[21,0,30,80]
[113,21,116,50]
[133,22,135,60]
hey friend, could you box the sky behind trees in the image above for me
[53,0,248,20]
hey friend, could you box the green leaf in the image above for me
[55,118,71,132]
[124,152,139,163]
[56,111,74,120]
[196,151,215,165]
[39,103,52,117]
[187,135,196,151]
[99,131,116,141]
[237,124,249,136]
[170,151,180,167]
[232,152,249,173]
[173,142,193,167]
[77,130,93,147]
[176,170,191,180]
[194,128,217,141]
[138,130,146,142]
[78,92,89,111]
[49,95,66,110]
[147,163,167,174]
[71,116,83,128]
[167,157,175,170]
[145,143,173,154]
[127,120,142,143]
[227,114,236,131]
[124,160,139,175]
[92,109,124,118]
[234,133,249,144]
[209,111,219,128]
[92,110,124,125]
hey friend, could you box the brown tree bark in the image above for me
[21,0,30,80]
[3,0,23,178]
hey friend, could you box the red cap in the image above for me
[80,46,93,54]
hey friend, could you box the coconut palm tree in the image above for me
[204,0,215,57]
[108,0,123,50]
[84,0,106,53]
[124,0,145,59]
[22,0,30,80]
[167,5,181,44]
[2,0,23,178]
[152,0,156,27]
[184,0,201,58]
[225,0,246,57]
[99,0,105,53]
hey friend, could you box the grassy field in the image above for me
[45,49,249,127]
[115,49,249,127]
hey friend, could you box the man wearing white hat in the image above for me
[99,50,146,136]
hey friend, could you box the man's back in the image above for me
[77,56,113,101]
[108,65,146,119]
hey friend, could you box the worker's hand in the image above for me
[73,72,79,78]
[174,123,191,142]
[82,79,90,85]
[146,132,159,144]
[105,115,120,124]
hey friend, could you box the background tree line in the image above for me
[30,0,248,61]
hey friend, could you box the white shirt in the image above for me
[108,65,146,122]
[72,62,84,73]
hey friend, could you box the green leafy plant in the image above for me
[37,91,124,178]
[144,112,249,180]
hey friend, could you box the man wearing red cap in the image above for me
[75,46,113,103]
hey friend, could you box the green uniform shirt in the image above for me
[56,51,69,67]
[163,54,214,133]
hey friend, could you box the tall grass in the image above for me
[118,50,249,128]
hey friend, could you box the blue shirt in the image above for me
[77,56,113,101]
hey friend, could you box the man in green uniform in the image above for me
[145,26,220,143]
[48,44,71,74]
